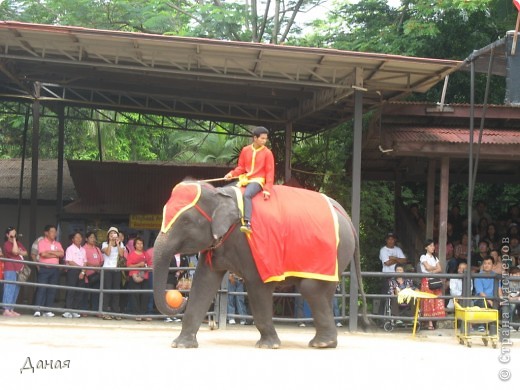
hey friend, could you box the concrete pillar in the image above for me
[29,82,41,246]
[349,88,363,331]
[425,160,436,240]
[57,105,65,225]
[438,157,450,271]
[284,122,292,182]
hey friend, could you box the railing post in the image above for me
[218,273,229,329]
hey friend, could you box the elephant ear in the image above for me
[211,187,241,240]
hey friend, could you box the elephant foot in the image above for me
[308,337,337,348]
[171,335,199,348]
[255,335,281,349]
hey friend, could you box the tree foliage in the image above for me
[3,0,324,43]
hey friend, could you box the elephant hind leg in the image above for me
[299,279,338,348]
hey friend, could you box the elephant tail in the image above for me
[352,224,371,328]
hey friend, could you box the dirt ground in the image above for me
[1,316,518,389]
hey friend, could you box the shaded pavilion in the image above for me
[353,31,520,272]
[0,21,466,328]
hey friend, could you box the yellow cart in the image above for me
[454,298,499,348]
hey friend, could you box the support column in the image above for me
[349,87,363,331]
[17,106,30,232]
[284,122,292,182]
[57,105,65,227]
[29,83,41,246]
[394,174,402,229]
[425,160,436,241]
[438,157,450,272]
[465,56,476,300]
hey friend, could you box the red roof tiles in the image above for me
[389,127,520,145]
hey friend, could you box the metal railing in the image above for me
[1,257,518,332]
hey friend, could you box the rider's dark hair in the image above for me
[252,126,269,138]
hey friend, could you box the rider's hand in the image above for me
[263,191,270,200]
[224,173,233,181]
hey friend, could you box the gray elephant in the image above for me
[153,180,368,348]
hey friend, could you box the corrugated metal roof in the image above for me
[0,21,461,133]
[0,159,76,201]
[64,160,230,215]
[389,127,520,145]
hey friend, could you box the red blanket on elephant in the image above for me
[244,185,339,283]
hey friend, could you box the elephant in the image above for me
[153,180,368,349]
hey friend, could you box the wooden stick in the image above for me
[200,177,233,183]
[512,12,520,56]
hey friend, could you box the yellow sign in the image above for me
[129,214,162,230]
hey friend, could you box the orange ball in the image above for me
[165,289,183,309]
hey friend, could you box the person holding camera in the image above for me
[101,227,125,320]
[2,227,28,317]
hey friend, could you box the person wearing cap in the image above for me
[101,227,125,320]
[224,126,275,234]
[379,232,407,273]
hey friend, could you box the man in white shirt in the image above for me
[379,232,407,273]
[378,232,408,320]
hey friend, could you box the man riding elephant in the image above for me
[224,126,275,234]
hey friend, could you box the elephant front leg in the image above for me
[246,280,281,349]
[171,269,226,348]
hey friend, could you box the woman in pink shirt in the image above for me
[126,237,150,321]
[2,227,28,317]
[83,231,103,314]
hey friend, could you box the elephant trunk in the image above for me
[153,235,185,317]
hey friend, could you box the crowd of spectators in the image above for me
[0,225,194,321]
[389,200,520,331]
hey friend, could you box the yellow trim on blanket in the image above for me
[161,182,201,233]
[265,271,339,283]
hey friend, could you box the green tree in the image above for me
[3,0,323,43]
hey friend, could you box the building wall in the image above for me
[0,203,58,245]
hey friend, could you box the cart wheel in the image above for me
[482,338,489,346]
[383,322,394,332]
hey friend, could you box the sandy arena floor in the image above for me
[1,316,518,389]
